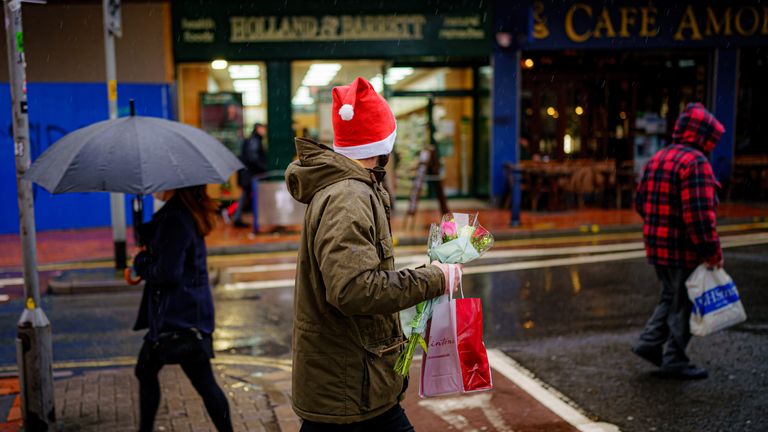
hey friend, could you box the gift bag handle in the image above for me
[448,264,464,301]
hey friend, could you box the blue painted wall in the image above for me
[0,83,172,234]
[711,49,739,183]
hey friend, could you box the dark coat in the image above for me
[133,196,214,341]
[238,132,267,188]
[285,138,444,423]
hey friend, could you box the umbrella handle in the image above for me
[124,268,143,286]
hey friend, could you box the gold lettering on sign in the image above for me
[735,6,759,36]
[229,14,426,42]
[320,16,339,38]
[619,7,637,37]
[763,6,768,34]
[565,3,592,42]
[706,7,732,36]
[592,7,617,38]
[674,5,702,40]
[532,1,550,39]
[639,6,659,37]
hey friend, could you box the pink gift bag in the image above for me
[419,267,493,397]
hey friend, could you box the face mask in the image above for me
[377,153,390,168]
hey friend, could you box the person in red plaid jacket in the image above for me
[632,102,724,380]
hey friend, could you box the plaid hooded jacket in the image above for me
[636,103,724,269]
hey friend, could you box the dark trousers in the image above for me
[635,265,696,370]
[300,404,414,432]
[135,341,233,432]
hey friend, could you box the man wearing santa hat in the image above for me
[285,77,461,430]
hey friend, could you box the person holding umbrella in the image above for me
[131,185,233,432]
[23,100,244,430]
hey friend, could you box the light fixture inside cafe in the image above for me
[228,65,260,79]
[575,106,584,116]
[369,74,384,93]
[384,67,414,85]
[232,78,262,106]
[302,63,342,87]
[564,134,573,154]
[292,86,314,106]
[523,58,534,69]
[211,59,228,70]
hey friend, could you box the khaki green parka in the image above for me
[285,138,445,423]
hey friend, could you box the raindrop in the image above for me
[627,416,634,421]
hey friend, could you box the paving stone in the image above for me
[51,365,283,432]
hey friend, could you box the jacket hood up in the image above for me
[671,102,724,153]
[285,137,374,204]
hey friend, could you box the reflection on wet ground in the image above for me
[1,239,766,368]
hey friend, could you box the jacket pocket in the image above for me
[377,238,395,271]
[360,336,404,411]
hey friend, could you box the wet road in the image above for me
[0,230,767,431]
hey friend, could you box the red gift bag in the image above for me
[455,297,493,392]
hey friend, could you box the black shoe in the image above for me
[233,220,249,228]
[655,365,709,380]
[631,345,662,367]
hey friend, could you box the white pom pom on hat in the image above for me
[338,104,354,121]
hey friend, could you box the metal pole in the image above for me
[104,0,126,269]
[4,0,56,429]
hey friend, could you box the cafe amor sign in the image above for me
[525,1,768,49]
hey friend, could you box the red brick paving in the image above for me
[0,364,293,432]
[402,362,578,432]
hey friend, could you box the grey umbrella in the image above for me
[24,106,244,195]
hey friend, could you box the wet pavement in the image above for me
[499,244,768,432]
[0,229,767,431]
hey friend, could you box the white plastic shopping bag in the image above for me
[686,264,747,336]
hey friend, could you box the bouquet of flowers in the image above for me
[394,212,494,376]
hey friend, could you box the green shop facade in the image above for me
[171,0,496,200]
[172,0,768,211]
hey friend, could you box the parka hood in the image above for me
[671,102,724,153]
[285,138,374,204]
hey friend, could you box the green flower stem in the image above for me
[394,334,424,376]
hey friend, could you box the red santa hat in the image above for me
[332,77,397,159]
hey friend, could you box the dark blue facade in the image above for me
[490,1,765,218]
[0,83,172,234]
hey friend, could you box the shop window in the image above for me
[520,50,708,177]
[386,67,474,92]
[177,61,267,200]
[736,48,768,156]
[389,67,476,198]
[290,60,386,143]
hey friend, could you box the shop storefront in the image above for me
[494,1,768,214]
[171,0,493,200]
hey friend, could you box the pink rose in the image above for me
[441,221,457,237]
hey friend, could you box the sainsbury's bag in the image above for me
[686,264,747,336]
[419,267,493,397]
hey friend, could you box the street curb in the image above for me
[207,216,767,254]
[48,275,143,295]
[207,223,646,255]
[47,268,220,296]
